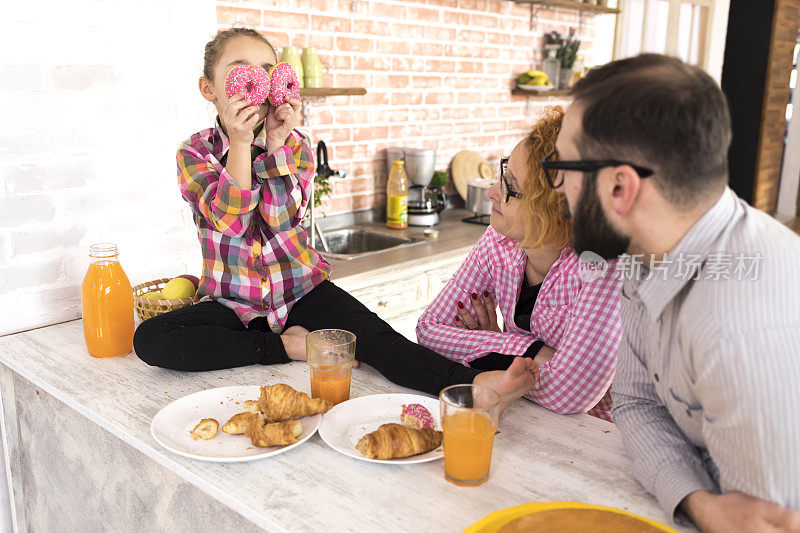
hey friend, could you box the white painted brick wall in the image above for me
[0,0,218,337]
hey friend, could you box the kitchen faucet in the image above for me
[309,140,346,252]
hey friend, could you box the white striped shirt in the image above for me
[611,187,800,526]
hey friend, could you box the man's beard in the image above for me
[568,172,631,260]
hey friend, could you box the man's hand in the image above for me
[682,490,800,533]
[454,291,501,332]
[266,97,301,154]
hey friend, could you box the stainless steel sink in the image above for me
[317,228,424,260]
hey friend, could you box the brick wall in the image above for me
[215,0,600,214]
[754,0,800,212]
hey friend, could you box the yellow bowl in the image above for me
[464,501,676,533]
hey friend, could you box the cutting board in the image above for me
[451,150,495,200]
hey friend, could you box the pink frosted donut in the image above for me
[224,65,270,107]
[400,403,435,429]
[268,62,301,107]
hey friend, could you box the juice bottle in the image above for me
[386,160,408,229]
[81,243,134,357]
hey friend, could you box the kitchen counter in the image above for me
[0,211,688,532]
[322,207,487,281]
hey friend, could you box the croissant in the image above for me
[221,412,253,435]
[220,412,302,447]
[191,418,219,440]
[241,400,260,413]
[356,423,443,460]
[256,384,333,422]
[245,417,302,447]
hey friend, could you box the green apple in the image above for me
[161,278,196,300]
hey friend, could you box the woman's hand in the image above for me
[266,97,302,154]
[454,291,501,332]
[219,93,260,147]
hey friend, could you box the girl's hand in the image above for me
[266,97,302,153]
[219,93,260,147]
[454,291,501,332]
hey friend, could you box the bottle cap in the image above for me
[392,160,404,166]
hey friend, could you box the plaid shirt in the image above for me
[417,227,622,420]
[177,119,330,332]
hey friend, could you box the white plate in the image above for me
[150,385,320,462]
[516,84,555,92]
[318,393,444,464]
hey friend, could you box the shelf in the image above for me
[511,0,620,15]
[512,87,572,97]
[299,88,367,97]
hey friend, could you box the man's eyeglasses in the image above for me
[500,157,523,204]
[540,149,654,188]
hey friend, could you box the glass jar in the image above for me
[542,44,560,89]
[81,243,134,357]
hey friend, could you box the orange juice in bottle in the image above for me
[386,160,408,229]
[81,243,134,357]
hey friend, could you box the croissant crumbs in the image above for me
[194,384,333,449]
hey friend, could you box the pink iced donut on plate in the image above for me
[400,403,435,429]
[268,62,301,107]
[224,65,270,107]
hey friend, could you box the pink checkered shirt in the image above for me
[177,120,330,333]
[417,227,622,420]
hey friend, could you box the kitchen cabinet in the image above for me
[336,254,468,340]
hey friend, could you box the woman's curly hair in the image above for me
[518,106,572,250]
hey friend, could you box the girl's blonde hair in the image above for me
[518,106,573,250]
[202,27,276,80]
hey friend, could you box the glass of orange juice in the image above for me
[439,384,500,487]
[306,329,356,405]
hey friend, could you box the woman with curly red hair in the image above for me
[417,107,622,421]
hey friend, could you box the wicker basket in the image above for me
[133,277,195,322]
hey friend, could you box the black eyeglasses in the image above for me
[500,158,523,203]
[540,149,654,188]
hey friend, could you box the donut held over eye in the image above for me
[224,65,271,107]
[267,62,301,107]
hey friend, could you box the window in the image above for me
[616,0,715,69]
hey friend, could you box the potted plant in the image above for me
[554,28,581,90]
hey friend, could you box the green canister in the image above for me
[281,46,304,89]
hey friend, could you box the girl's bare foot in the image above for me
[473,357,538,414]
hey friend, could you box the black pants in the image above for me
[133,280,481,396]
